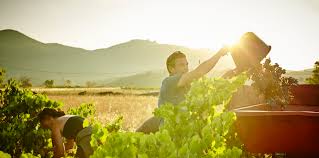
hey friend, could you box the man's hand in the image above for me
[177,46,229,87]
[64,139,75,151]
[216,46,229,57]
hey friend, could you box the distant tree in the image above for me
[305,61,319,84]
[86,81,96,88]
[43,80,54,88]
[19,76,32,88]
[64,79,72,88]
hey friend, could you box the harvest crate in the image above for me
[233,84,319,157]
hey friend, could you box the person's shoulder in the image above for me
[164,74,182,81]
[161,74,183,86]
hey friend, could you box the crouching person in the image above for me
[38,108,93,158]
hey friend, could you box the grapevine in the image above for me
[1,66,247,157]
[89,74,247,158]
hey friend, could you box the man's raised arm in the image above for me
[177,47,228,87]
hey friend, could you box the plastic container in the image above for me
[233,85,319,157]
[231,32,271,71]
[234,104,319,157]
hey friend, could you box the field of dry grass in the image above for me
[44,88,158,131]
[36,86,261,131]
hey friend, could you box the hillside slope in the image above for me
[0,29,235,86]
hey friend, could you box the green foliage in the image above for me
[0,79,62,157]
[0,71,98,157]
[305,61,319,84]
[88,116,124,150]
[248,59,298,107]
[0,66,248,157]
[89,74,247,158]
[0,151,11,158]
[20,152,41,158]
[67,103,96,118]
[0,68,6,87]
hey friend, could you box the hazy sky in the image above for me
[1,0,318,70]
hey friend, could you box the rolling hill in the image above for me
[285,69,313,83]
[0,29,236,87]
[0,29,312,87]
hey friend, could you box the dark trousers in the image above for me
[136,116,161,134]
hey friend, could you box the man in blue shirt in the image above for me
[158,47,228,107]
[136,46,229,133]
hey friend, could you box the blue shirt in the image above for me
[158,74,190,107]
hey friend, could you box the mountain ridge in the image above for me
[0,29,312,87]
[0,29,227,86]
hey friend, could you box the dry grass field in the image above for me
[34,86,261,131]
[33,88,159,131]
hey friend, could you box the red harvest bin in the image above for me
[233,84,319,157]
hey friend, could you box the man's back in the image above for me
[135,74,189,134]
[158,74,189,107]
